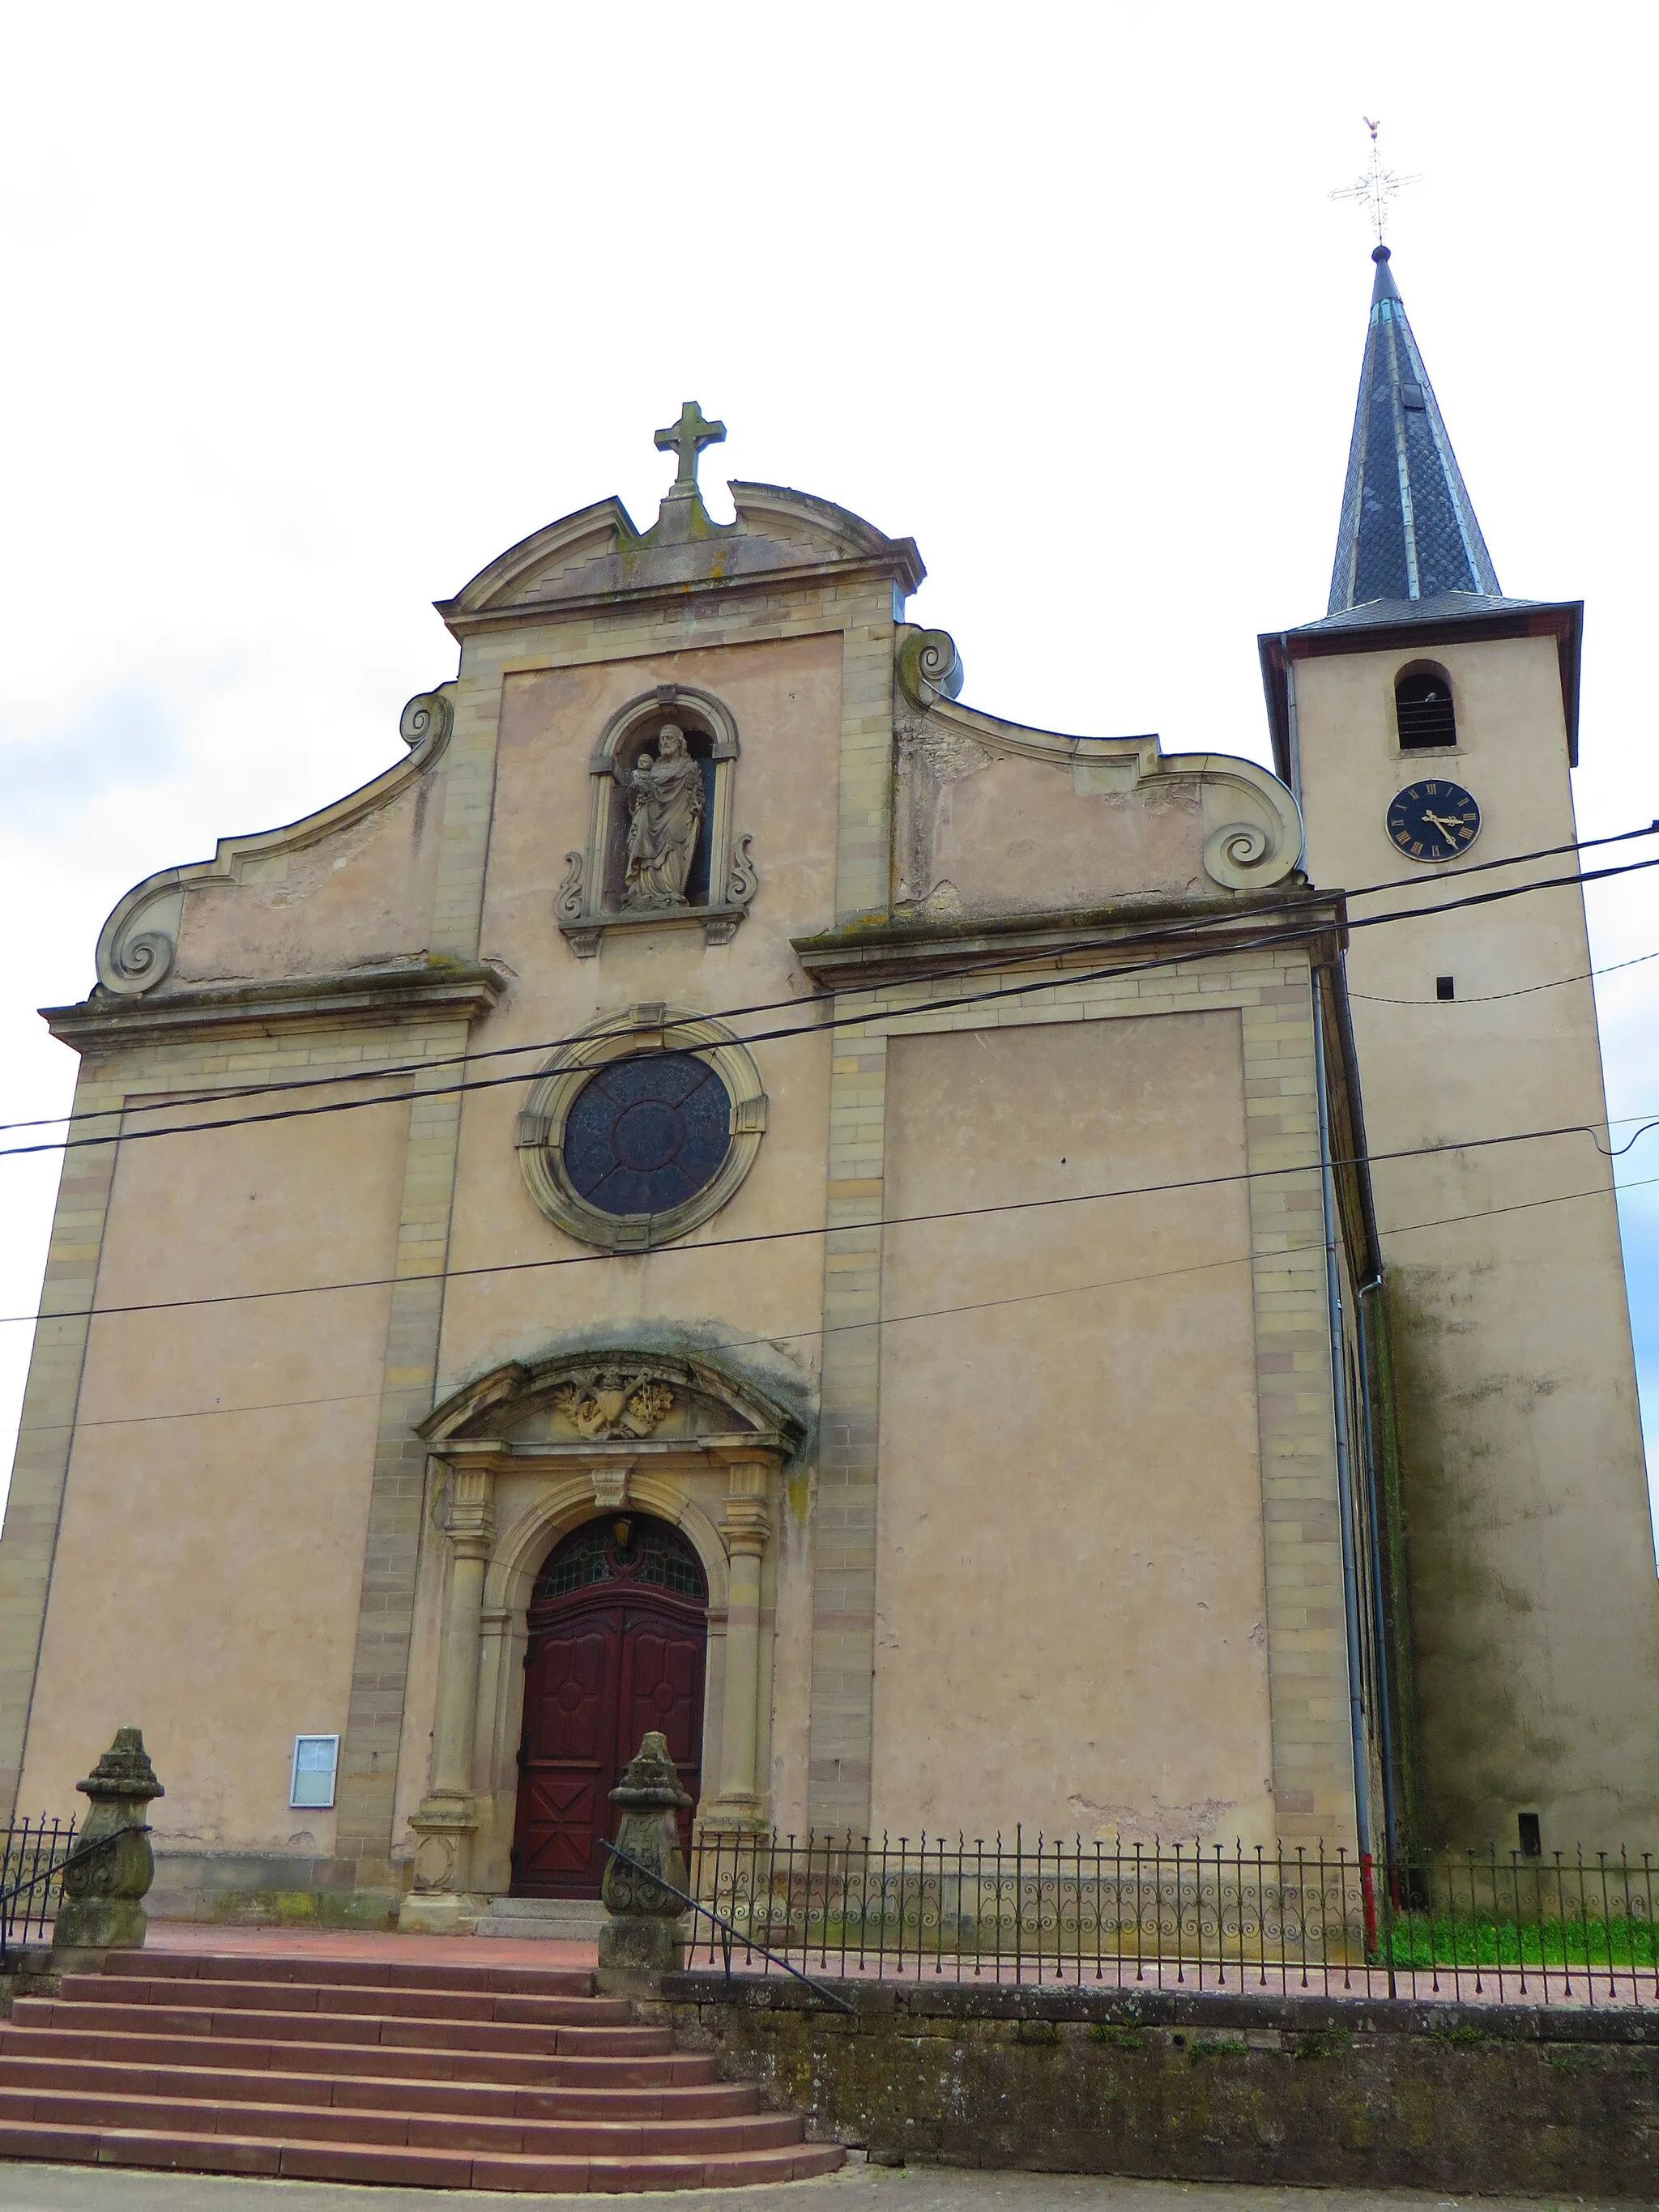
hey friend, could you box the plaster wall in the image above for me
[15,1078,402,1851]
[915,752,1205,916]
[170,775,443,987]
[1292,633,1659,1848]
[870,1014,1275,1843]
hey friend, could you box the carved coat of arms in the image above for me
[553,1369,676,1441]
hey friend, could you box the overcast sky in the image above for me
[5,3,1659,1543]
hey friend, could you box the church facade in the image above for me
[4,264,1657,1925]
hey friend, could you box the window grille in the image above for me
[535,1515,706,1603]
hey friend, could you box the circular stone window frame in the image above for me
[513,1003,768,1252]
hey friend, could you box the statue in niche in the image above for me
[620,723,704,907]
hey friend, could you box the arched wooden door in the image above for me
[510,1515,707,1898]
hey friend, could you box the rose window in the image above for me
[562,1053,731,1219]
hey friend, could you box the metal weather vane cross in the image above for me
[1329,117,1421,246]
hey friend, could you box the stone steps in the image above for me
[0,2024,710,2087]
[0,2054,760,2119]
[104,1951,598,1996]
[10,1997,671,2059]
[476,1897,612,1941]
[0,1948,842,2192]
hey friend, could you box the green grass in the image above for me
[1377,1912,1657,1971]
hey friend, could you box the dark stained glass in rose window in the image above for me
[563,1054,731,1217]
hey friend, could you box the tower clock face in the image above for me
[1386,778,1481,863]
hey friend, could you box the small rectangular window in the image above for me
[1400,380,1427,411]
[1436,976,1455,1001]
[290,1735,340,1810]
[1518,1811,1542,1858]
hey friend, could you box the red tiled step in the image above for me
[0,2056,758,2120]
[0,2024,714,2087]
[101,1951,595,1998]
[9,1999,670,2058]
[0,2083,806,2156]
[58,1973,632,2027]
[0,2120,843,2191]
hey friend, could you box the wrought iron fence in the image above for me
[0,1813,79,1960]
[686,1829,1659,2008]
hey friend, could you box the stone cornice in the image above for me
[437,548,918,639]
[426,1435,793,1466]
[791,893,1348,990]
[41,960,505,1053]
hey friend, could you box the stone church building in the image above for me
[5,249,1657,1924]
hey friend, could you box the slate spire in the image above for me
[1327,245,1501,616]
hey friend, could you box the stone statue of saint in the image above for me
[620,724,705,907]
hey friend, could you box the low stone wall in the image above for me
[0,1951,60,2014]
[147,1852,399,1930]
[648,1971,1659,2198]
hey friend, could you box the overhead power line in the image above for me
[6,817,1657,1141]
[1352,943,1659,1007]
[7,842,1659,1166]
[2,1107,1650,1332]
[15,1168,1658,1431]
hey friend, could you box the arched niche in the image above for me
[557,684,759,957]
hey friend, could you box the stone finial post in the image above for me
[52,1728,164,1966]
[597,1731,693,1989]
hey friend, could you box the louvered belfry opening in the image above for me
[1395,668,1457,750]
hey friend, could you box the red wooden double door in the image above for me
[510,1515,706,1898]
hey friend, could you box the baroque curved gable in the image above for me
[892,627,1303,915]
[436,481,923,633]
[91,688,456,1001]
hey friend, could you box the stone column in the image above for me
[402,1453,495,1933]
[699,1455,774,1834]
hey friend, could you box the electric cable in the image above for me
[1351,943,1659,1007]
[10,844,1659,1165]
[15,1166,1659,1430]
[6,816,1658,1140]
[0,1109,1647,1331]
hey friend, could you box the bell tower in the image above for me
[1260,246,1659,1852]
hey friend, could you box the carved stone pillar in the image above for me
[402,1454,495,1932]
[597,1730,694,1992]
[699,1454,774,1834]
[52,1728,164,1969]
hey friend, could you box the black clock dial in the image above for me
[1386,778,1481,863]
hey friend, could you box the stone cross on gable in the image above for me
[654,401,726,497]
